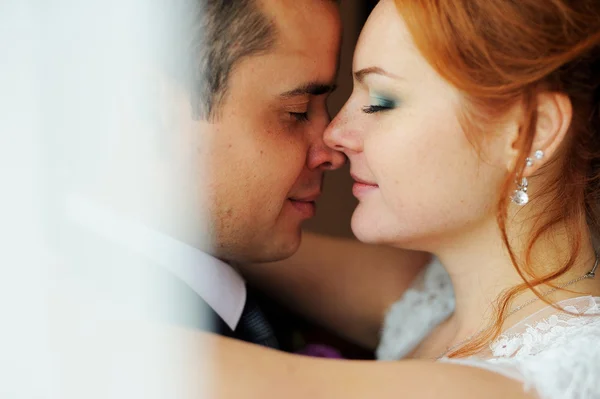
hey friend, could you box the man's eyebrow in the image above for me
[354,67,401,83]
[280,83,337,98]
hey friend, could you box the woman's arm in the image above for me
[49,291,532,399]
[239,232,431,349]
[202,332,534,399]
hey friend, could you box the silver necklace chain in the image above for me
[436,255,599,360]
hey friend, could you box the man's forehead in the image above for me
[260,0,339,18]
[227,50,337,101]
[260,0,341,51]
[257,0,341,82]
[219,0,341,103]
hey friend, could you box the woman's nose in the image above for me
[324,109,362,154]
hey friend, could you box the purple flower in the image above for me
[296,344,344,359]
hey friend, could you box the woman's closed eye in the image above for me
[362,96,397,114]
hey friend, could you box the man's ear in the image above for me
[506,92,573,176]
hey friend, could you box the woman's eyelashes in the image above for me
[362,96,398,114]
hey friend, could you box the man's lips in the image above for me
[287,193,319,218]
[287,191,320,218]
[288,192,321,202]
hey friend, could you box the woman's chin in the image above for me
[350,211,388,245]
[351,211,428,251]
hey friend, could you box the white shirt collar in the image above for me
[65,193,246,330]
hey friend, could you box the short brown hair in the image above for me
[172,0,340,120]
[191,0,277,120]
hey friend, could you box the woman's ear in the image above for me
[513,92,573,176]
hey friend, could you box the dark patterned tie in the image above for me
[236,289,279,349]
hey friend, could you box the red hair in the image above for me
[394,0,600,357]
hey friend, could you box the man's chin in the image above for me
[214,223,302,264]
[250,227,303,263]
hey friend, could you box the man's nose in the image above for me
[307,139,347,171]
[306,114,346,171]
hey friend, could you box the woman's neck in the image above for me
[432,213,598,345]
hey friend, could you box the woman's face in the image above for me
[324,0,508,250]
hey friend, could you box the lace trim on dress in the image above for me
[376,258,454,360]
[489,296,600,357]
[376,259,600,399]
[440,297,600,399]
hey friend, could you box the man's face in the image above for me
[204,0,344,262]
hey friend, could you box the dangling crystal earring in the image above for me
[512,150,543,205]
[512,176,529,206]
[526,150,544,168]
[534,150,544,160]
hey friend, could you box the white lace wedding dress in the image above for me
[377,259,600,399]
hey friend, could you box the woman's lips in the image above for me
[352,182,379,197]
[350,173,378,198]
